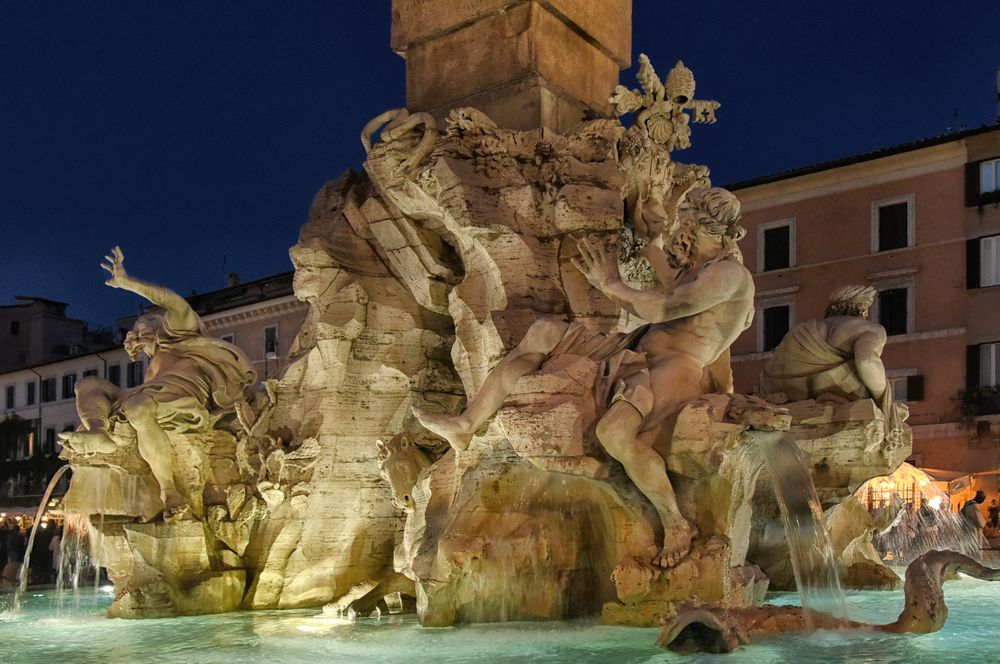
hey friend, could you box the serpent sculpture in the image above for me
[658,550,1000,654]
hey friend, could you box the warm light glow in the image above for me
[928,495,944,509]
[40,522,47,529]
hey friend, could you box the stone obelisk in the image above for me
[391,0,632,132]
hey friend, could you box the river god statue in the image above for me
[415,187,755,566]
[758,284,908,439]
[59,247,256,517]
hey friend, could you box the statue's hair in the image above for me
[825,285,876,318]
[682,187,746,263]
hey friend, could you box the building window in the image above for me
[968,158,1000,206]
[83,368,98,378]
[982,158,999,195]
[890,375,925,402]
[4,385,13,410]
[876,287,910,336]
[972,234,1000,288]
[761,305,790,351]
[9,321,19,335]
[40,377,57,403]
[980,342,1000,387]
[126,361,144,388]
[264,326,278,356]
[108,363,122,387]
[62,373,77,399]
[871,195,914,252]
[757,219,795,272]
[44,428,56,455]
[26,381,36,406]
[220,333,235,344]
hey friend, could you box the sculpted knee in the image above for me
[75,376,104,397]
[520,318,567,353]
[595,420,632,461]
[121,395,157,423]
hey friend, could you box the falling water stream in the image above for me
[750,430,848,630]
[10,465,73,611]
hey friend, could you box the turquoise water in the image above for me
[2,576,999,663]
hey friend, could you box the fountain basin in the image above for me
[3,575,1000,663]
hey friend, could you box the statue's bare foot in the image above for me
[654,516,697,568]
[57,430,117,455]
[412,406,474,451]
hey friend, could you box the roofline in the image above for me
[724,122,1000,191]
[185,270,294,302]
[0,343,125,376]
[10,296,70,307]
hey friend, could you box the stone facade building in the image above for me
[728,122,1000,493]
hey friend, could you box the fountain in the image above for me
[9,465,72,610]
[751,431,847,628]
[4,2,997,660]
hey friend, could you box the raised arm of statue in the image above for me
[852,327,889,400]
[101,247,200,334]
[573,237,739,323]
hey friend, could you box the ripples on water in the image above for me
[1,577,999,664]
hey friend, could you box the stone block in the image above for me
[402,2,622,129]
[391,0,631,66]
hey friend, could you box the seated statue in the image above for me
[59,247,256,516]
[758,284,907,438]
[415,188,755,566]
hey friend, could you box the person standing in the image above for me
[988,499,1000,530]
[961,491,988,533]
[49,527,62,581]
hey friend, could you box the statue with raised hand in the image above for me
[414,188,755,566]
[60,247,256,518]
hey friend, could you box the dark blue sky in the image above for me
[2,1,999,327]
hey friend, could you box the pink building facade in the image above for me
[729,124,1000,485]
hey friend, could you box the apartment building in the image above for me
[728,122,1000,482]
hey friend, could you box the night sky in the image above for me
[2,1,999,328]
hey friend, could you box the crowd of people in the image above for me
[0,517,62,590]
[873,491,994,565]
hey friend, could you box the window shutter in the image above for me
[906,374,925,401]
[968,238,981,288]
[966,161,981,206]
[968,344,982,389]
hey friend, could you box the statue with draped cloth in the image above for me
[759,284,908,440]
[59,247,256,516]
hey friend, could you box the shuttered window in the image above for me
[982,159,1000,194]
[981,342,1000,387]
[980,235,1000,287]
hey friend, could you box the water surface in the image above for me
[2,577,998,663]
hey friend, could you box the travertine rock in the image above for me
[748,398,910,590]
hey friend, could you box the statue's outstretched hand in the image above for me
[101,246,130,289]
[571,236,620,291]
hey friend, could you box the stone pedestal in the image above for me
[391,0,631,131]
